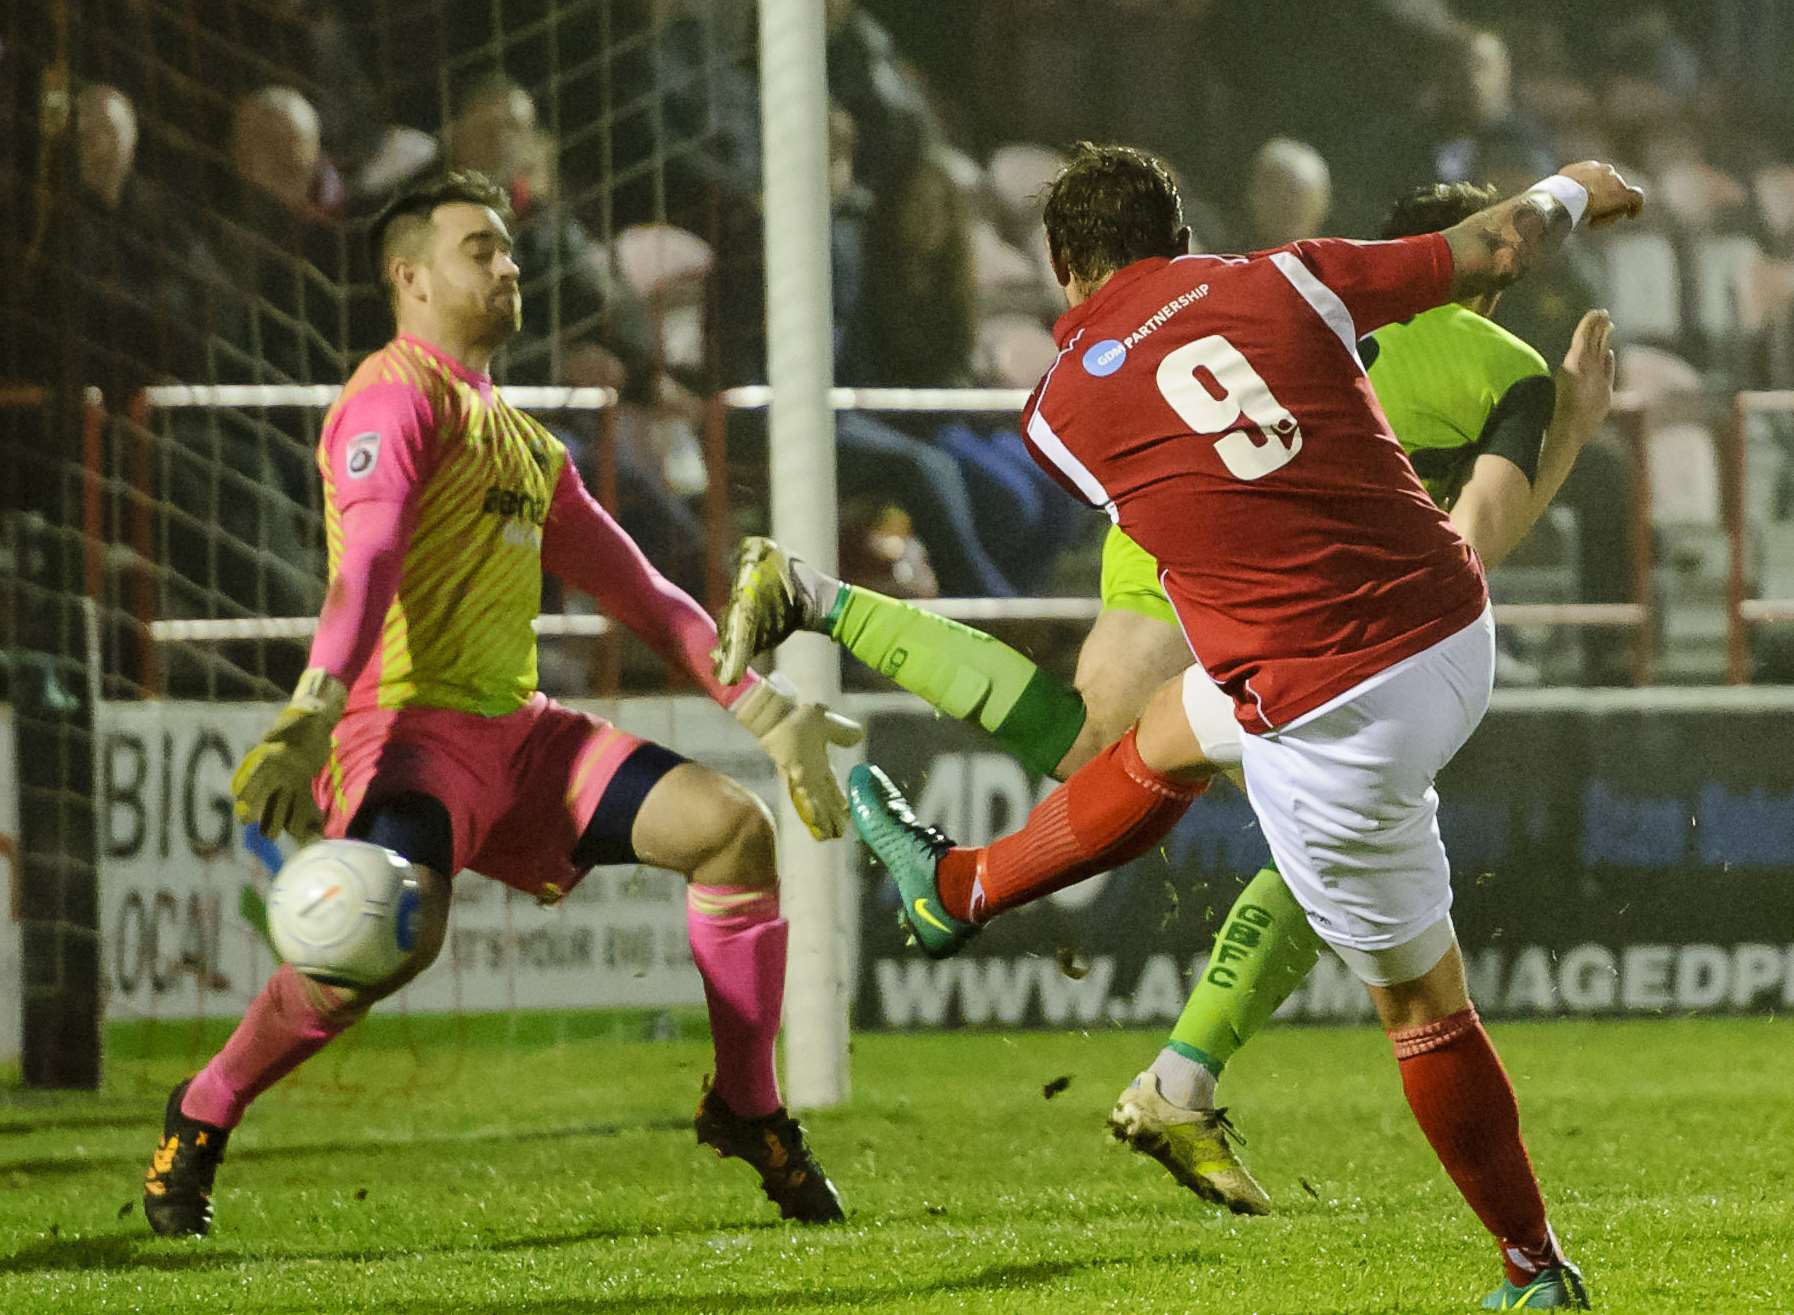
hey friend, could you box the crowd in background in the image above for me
[6,0,1794,692]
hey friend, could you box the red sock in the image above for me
[935,727,1206,923]
[182,964,357,1129]
[1391,1006,1566,1286]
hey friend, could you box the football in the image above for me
[266,839,422,988]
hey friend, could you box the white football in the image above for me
[267,839,421,987]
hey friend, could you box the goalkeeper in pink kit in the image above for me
[142,171,861,1235]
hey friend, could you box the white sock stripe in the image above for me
[687,886,779,916]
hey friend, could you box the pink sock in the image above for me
[181,964,355,1128]
[686,884,786,1119]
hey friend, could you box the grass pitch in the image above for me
[3,1013,1790,1314]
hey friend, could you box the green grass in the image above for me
[3,1015,1791,1313]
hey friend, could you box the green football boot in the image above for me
[848,764,979,959]
[1481,1262,1590,1309]
[712,536,827,686]
[1107,1072,1271,1215]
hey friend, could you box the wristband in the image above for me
[1526,175,1589,228]
[731,672,797,737]
[291,666,348,716]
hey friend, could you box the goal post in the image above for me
[756,0,849,1110]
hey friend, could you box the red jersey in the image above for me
[1022,236,1488,733]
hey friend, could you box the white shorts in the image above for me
[1180,664,1244,767]
[1237,609,1494,974]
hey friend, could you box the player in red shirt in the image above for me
[853,144,1642,1310]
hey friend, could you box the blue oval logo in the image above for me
[394,887,422,953]
[1082,338,1127,377]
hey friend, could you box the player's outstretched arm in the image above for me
[1449,310,1614,568]
[1533,309,1616,514]
[234,384,433,841]
[541,461,863,838]
[1443,163,1644,300]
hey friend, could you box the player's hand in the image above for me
[1556,161,1646,228]
[1555,309,1617,444]
[232,668,347,843]
[731,677,866,840]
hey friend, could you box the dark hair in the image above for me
[1379,181,1500,239]
[367,169,514,290]
[855,154,976,387]
[1042,142,1184,286]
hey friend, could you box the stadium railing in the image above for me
[1726,389,1794,682]
[81,382,1666,683]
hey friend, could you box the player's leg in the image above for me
[622,757,845,1223]
[715,528,1193,784]
[1156,866,1321,1107]
[517,707,841,1224]
[144,794,455,1237]
[839,517,1212,951]
[852,669,1215,961]
[625,759,787,1121]
[1105,857,1316,1217]
[1129,665,1322,1104]
[1241,614,1586,1307]
[713,535,1085,777]
[943,636,1223,927]
[1054,604,1194,775]
[1370,944,1585,1309]
[1096,663,1295,1213]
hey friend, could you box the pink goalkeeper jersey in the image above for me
[315,334,751,718]
[317,335,559,714]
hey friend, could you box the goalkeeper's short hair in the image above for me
[367,170,515,293]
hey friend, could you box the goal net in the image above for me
[3,0,771,1092]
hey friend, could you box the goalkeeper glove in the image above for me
[232,667,348,842]
[731,675,864,840]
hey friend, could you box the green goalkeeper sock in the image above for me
[1166,864,1324,1080]
[826,584,1086,777]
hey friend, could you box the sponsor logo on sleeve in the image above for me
[346,432,381,479]
[1082,338,1127,377]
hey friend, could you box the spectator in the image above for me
[829,103,877,365]
[842,153,975,389]
[446,77,711,597]
[1193,0,1451,234]
[832,149,1064,597]
[602,0,764,231]
[33,85,221,404]
[65,83,328,686]
[271,0,437,209]
[1604,5,1703,104]
[216,86,350,386]
[231,86,329,219]
[825,0,938,202]
[448,78,650,392]
[447,76,540,200]
[1426,29,1555,188]
[76,82,136,211]
[1243,138,1332,249]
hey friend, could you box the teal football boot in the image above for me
[848,763,979,959]
[1482,1262,1590,1309]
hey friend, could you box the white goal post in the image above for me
[756,0,848,1109]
